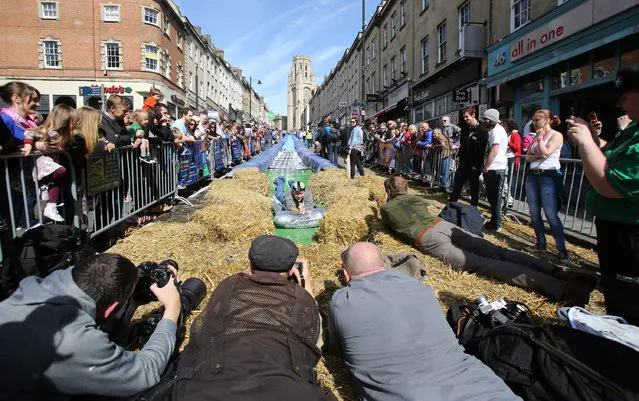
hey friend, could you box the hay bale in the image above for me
[206,186,273,214]
[310,169,350,205]
[230,168,270,196]
[317,199,376,246]
[355,175,387,206]
[193,204,274,242]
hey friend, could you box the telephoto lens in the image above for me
[180,277,207,316]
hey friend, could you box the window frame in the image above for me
[163,15,170,36]
[391,12,397,39]
[104,42,122,70]
[391,56,397,81]
[421,0,430,12]
[144,44,160,72]
[400,46,406,73]
[421,37,429,74]
[458,1,470,49]
[383,24,388,48]
[102,4,120,23]
[438,22,447,63]
[143,7,160,27]
[511,0,531,33]
[40,1,58,20]
[43,40,61,69]
[400,0,407,27]
[383,64,388,87]
[372,40,376,60]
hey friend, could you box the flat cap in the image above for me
[249,235,299,272]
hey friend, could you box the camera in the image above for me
[287,262,305,288]
[468,295,530,326]
[128,260,207,349]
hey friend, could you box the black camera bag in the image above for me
[447,304,639,401]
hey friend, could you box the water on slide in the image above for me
[266,136,321,245]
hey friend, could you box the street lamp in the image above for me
[249,76,262,122]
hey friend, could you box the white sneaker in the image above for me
[43,204,64,222]
[39,185,49,201]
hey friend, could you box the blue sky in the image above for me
[174,0,379,115]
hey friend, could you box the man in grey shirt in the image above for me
[328,242,520,401]
[0,253,181,400]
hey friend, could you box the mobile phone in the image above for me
[589,111,599,124]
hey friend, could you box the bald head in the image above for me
[341,242,386,278]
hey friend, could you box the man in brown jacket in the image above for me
[173,235,336,401]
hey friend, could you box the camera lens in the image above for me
[158,259,179,271]
[180,278,207,315]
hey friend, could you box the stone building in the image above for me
[287,55,316,130]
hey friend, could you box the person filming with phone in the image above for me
[566,68,639,325]
[171,235,337,400]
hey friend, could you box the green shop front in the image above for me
[485,0,639,131]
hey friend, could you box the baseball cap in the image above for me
[249,235,299,272]
[292,181,306,192]
[615,68,639,97]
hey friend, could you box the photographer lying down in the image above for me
[172,235,336,400]
[0,253,181,400]
[328,242,519,401]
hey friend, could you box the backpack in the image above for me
[328,128,340,144]
[447,302,639,401]
[14,224,95,278]
[383,253,427,280]
[439,201,485,237]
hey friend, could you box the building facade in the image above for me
[287,55,317,130]
[485,0,639,131]
[0,0,260,122]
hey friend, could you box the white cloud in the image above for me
[313,45,346,63]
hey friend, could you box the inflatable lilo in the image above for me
[272,177,326,228]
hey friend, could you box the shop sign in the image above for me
[413,88,430,105]
[460,25,486,58]
[79,85,101,97]
[104,85,132,94]
[510,1,592,62]
[338,101,348,107]
[453,89,469,103]
[387,82,409,106]
[171,95,185,106]
[208,110,219,120]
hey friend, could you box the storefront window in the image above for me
[569,54,589,86]
[592,45,615,80]
[519,74,543,98]
[423,101,434,120]
[435,96,446,116]
[552,62,569,90]
[620,34,639,69]
[415,105,424,122]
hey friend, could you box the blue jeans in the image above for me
[274,176,296,204]
[484,170,505,228]
[328,144,339,165]
[440,156,451,192]
[525,174,567,252]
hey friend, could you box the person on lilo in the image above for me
[380,176,594,305]
[328,242,519,401]
[274,176,316,214]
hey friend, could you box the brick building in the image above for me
[0,0,266,122]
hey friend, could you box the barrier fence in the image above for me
[374,141,597,239]
[1,135,271,240]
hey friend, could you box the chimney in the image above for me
[217,48,225,59]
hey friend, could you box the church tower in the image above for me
[287,55,316,130]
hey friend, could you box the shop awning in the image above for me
[369,99,407,120]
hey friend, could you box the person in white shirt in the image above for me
[482,109,508,231]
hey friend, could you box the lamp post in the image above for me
[360,0,366,116]
[249,76,262,122]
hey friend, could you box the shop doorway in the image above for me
[554,82,622,141]
[518,101,543,131]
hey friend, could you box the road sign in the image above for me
[360,110,366,116]
[366,94,380,102]
[267,111,276,120]
[352,108,359,117]
[338,101,347,107]
[453,89,469,103]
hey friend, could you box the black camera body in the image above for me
[468,295,530,326]
[287,262,305,288]
[133,259,178,304]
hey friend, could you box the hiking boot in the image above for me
[526,244,547,252]
[43,203,64,222]
[561,276,597,307]
[558,250,571,264]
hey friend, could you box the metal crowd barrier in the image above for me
[1,150,81,238]
[89,142,177,237]
[374,141,596,239]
